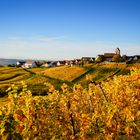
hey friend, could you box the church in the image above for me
[104,48,120,62]
[95,48,121,62]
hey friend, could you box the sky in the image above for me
[0,0,140,60]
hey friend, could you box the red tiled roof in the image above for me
[25,61,34,64]
[104,53,116,58]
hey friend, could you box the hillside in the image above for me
[42,65,87,81]
[0,63,140,96]
[0,68,139,139]
[0,58,19,66]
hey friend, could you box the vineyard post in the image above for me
[86,92,93,112]
[97,84,108,102]
[67,100,77,136]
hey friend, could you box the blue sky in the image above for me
[0,0,140,60]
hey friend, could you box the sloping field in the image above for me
[0,66,72,96]
[78,63,130,84]
[28,68,46,74]
[0,67,31,96]
[127,63,140,69]
[87,63,140,83]
[0,68,30,83]
[42,66,87,81]
[0,63,140,96]
[0,67,13,73]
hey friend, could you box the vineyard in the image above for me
[0,68,139,139]
[77,63,130,85]
[42,65,87,81]
[0,66,87,96]
[0,63,140,96]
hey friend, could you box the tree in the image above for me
[95,55,105,63]
[35,61,45,67]
[122,55,127,62]
[112,55,120,62]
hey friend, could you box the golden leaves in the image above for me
[0,69,140,139]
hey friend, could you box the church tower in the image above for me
[115,48,120,55]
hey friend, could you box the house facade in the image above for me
[81,57,95,64]
[22,61,37,68]
[16,61,25,67]
[41,62,49,68]
[104,53,116,62]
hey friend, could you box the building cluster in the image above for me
[95,48,140,63]
[15,48,140,68]
[16,57,95,68]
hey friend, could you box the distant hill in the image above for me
[0,58,20,66]
[0,58,51,66]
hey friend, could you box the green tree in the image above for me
[122,55,127,62]
[95,55,105,63]
[112,55,120,62]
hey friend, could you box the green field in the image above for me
[0,63,140,96]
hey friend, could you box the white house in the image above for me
[56,61,61,66]
[16,61,25,67]
[22,61,37,68]
[133,55,140,61]
[41,62,49,68]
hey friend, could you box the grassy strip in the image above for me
[0,74,30,84]
[96,69,121,84]
[42,66,87,81]
[0,67,24,74]
[116,65,130,76]
[23,68,73,90]
[71,68,95,83]
[24,67,71,84]
[22,68,36,74]
[0,67,13,72]
[0,73,22,81]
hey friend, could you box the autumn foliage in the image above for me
[0,69,140,139]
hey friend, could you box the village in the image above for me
[14,48,140,68]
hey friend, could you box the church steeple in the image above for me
[115,48,120,55]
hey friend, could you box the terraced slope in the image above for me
[0,68,30,93]
[42,66,87,82]
[0,68,30,83]
[0,63,140,96]
[77,63,131,85]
